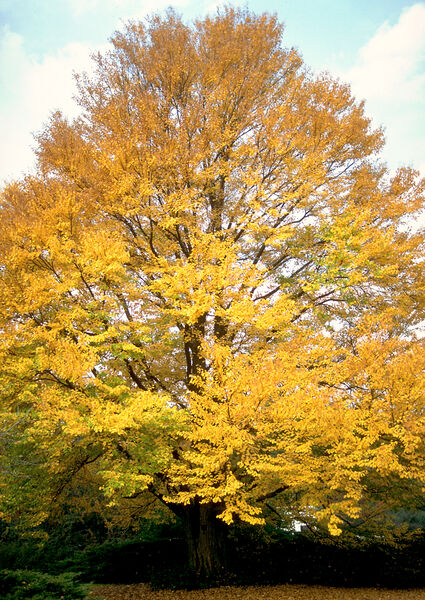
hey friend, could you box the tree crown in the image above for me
[1,7,425,536]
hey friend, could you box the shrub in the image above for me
[0,569,89,600]
[64,537,186,583]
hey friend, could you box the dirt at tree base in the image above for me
[90,583,425,600]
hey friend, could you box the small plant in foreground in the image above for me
[0,569,89,600]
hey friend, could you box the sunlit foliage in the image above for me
[1,6,425,572]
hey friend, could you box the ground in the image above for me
[90,584,425,600]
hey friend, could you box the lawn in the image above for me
[91,583,425,600]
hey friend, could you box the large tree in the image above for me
[1,7,425,575]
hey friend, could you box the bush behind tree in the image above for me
[3,517,425,589]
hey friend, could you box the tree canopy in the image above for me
[1,7,425,574]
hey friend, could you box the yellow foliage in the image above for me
[1,7,425,540]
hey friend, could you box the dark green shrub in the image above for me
[0,540,43,571]
[3,516,425,589]
[63,537,186,583]
[226,525,425,589]
[0,569,89,600]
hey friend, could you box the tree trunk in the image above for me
[179,501,227,577]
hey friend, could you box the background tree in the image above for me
[1,7,425,576]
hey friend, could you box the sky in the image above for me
[1,0,424,185]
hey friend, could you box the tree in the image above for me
[1,7,425,576]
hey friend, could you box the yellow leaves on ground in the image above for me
[91,584,425,600]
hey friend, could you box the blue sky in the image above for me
[1,0,424,183]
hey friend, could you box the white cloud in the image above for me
[0,28,103,184]
[348,4,425,100]
[343,3,425,174]
[2,3,424,186]
[0,2,194,185]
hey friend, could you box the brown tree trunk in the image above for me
[178,501,227,577]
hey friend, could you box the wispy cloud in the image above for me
[343,3,425,174]
[0,1,195,184]
[0,27,102,183]
[2,2,424,185]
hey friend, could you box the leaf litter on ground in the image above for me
[90,583,425,600]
